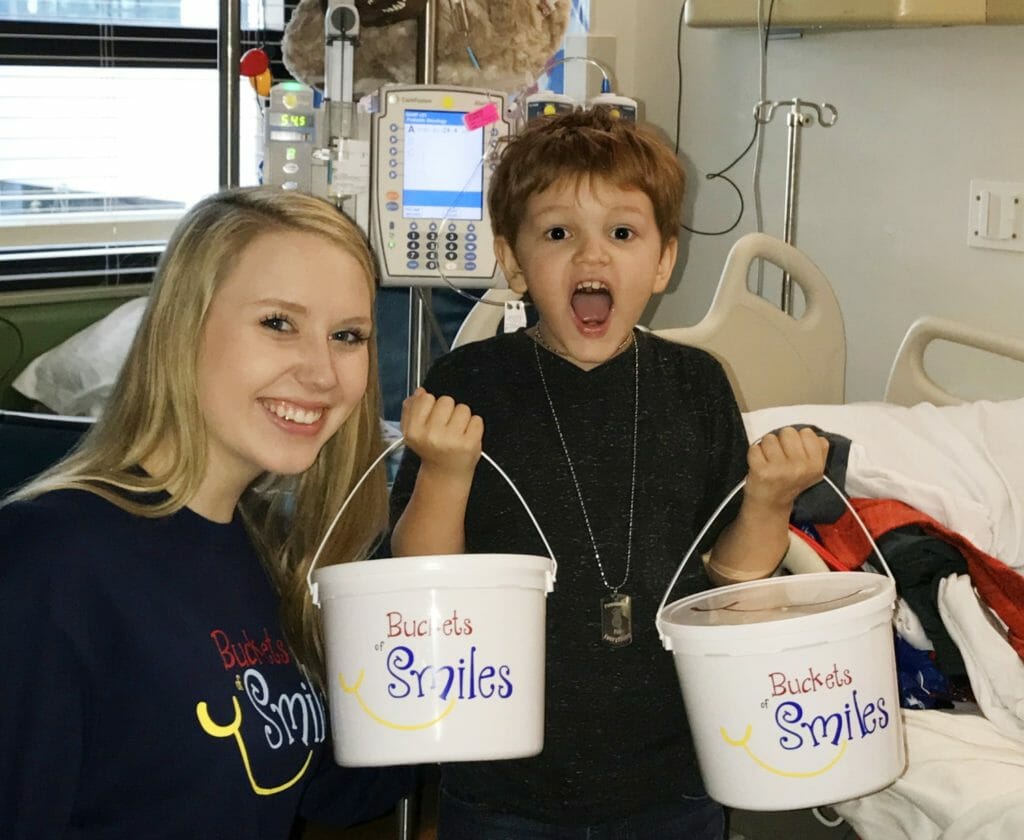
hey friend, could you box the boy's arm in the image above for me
[390,388,484,557]
[707,426,828,585]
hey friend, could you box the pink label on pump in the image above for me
[464,103,500,131]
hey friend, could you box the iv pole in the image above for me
[392,6,442,837]
[753,98,837,314]
[407,0,440,394]
[218,0,241,188]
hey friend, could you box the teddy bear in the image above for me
[282,0,570,97]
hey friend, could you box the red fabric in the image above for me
[814,498,1024,661]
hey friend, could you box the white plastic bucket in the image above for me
[656,477,905,810]
[314,552,553,766]
[659,572,903,810]
[308,441,557,767]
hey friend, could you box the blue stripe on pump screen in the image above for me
[402,110,484,221]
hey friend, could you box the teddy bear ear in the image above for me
[357,0,428,27]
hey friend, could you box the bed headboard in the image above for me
[655,233,845,411]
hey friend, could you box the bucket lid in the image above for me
[658,572,895,649]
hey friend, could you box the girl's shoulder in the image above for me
[0,488,132,557]
[0,490,135,608]
[1,486,118,525]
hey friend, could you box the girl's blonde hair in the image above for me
[10,186,388,686]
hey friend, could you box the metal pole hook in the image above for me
[753,99,838,313]
[755,98,838,128]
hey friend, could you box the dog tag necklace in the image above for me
[533,333,639,648]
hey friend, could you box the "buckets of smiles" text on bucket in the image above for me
[657,571,905,810]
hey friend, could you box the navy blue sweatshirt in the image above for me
[0,488,411,839]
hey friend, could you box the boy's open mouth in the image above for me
[571,281,612,326]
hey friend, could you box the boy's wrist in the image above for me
[707,547,787,585]
[417,461,477,493]
[737,492,794,522]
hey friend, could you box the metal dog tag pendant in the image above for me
[601,593,633,647]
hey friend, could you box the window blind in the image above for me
[0,0,295,287]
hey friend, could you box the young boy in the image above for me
[389,108,828,839]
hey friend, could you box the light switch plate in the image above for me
[968,179,1024,253]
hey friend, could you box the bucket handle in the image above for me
[306,437,559,606]
[655,472,895,650]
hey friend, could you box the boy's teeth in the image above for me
[265,400,323,425]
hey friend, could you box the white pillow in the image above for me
[744,399,1024,570]
[12,296,147,417]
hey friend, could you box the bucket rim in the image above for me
[313,552,554,581]
[312,552,557,598]
[657,572,895,644]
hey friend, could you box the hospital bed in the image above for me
[454,232,1024,839]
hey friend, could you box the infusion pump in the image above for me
[264,80,373,234]
[263,82,510,289]
[369,85,509,288]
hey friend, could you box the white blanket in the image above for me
[938,574,1024,743]
[744,399,1024,570]
[833,708,1024,839]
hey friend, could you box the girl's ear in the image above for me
[494,237,528,294]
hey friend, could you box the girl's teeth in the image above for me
[265,401,322,425]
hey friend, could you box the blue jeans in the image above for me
[437,787,726,840]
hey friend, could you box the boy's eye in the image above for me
[544,227,569,241]
[611,226,634,241]
[260,314,294,332]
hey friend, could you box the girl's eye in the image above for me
[545,226,569,241]
[611,226,634,241]
[260,313,294,332]
[331,329,370,346]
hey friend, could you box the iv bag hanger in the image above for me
[323,0,360,139]
[754,98,837,314]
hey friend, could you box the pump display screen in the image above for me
[402,110,484,220]
[276,112,313,129]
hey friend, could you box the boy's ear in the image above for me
[495,236,527,294]
[653,237,679,294]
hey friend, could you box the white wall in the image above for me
[590,0,1024,402]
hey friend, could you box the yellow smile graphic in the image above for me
[196,697,312,795]
[720,725,847,778]
[339,669,457,731]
